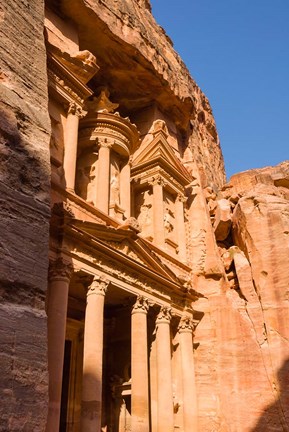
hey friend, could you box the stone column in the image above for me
[178,315,198,432]
[46,258,73,432]
[95,139,112,213]
[151,176,166,248]
[156,306,174,432]
[81,275,108,432]
[63,102,84,192]
[131,296,150,432]
[120,158,131,218]
[175,194,187,262]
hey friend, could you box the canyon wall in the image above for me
[1,0,289,431]
[0,0,51,430]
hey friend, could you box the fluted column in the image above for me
[63,102,84,191]
[81,276,109,432]
[131,296,150,431]
[46,258,73,432]
[175,194,187,262]
[150,176,166,248]
[156,306,174,432]
[95,139,112,213]
[120,158,131,218]
[178,315,198,432]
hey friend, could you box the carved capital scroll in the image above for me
[96,136,113,149]
[48,257,73,282]
[67,101,87,118]
[149,175,167,188]
[87,275,109,297]
[178,315,194,334]
[132,295,149,314]
[176,193,187,203]
[156,306,172,324]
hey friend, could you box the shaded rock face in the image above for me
[193,162,289,431]
[1,0,289,431]
[57,0,225,189]
[0,0,50,430]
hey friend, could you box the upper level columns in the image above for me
[156,306,174,432]
[178,315,198,432]
[46,258,73,432]
[95,139,112,214]
[175,194,187,262]
[81,275,109,432]
[63,102,85,192]
[151,176,166,248]
[131,296,150,432]
[120,158,132,218]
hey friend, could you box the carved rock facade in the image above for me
[1,0,289,431]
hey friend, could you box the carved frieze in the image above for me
[47,53,93,107]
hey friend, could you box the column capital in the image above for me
[87,275,109,297]
[97,137,113,149]
[67,101,86,118]
[178,315,194,334]
[176,193,187,203]
[48,258,73,282]
[132,295,149,315]
[156,306,172,324]
[149,175,167,188]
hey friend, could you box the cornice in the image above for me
[47,53,93,107]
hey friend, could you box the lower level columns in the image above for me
[179,315,198,432]
[156,306,174,432]
[131,296,150,432]
[81,276,108,432]
[46,258,73,432]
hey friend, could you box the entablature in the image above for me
[47,52,94,108]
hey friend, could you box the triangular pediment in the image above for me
[68,219,181,284]
[132,132,192,184]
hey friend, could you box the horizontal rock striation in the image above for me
[0,0,51,429]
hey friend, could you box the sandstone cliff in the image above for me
[0,0,50,429]
[58,0,225,189]
[193,162,289,431]
[1,0,289,431]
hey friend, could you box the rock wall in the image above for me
[0,0,51,430]
[59,0,225,189]
[193,162,289,431]
[1,0,289,431]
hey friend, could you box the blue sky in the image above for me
[150,0,289,180]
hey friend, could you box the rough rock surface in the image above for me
[59,0,225,189]
[193,162,289,431]
[1,0,289,430]
[0,0,51,430]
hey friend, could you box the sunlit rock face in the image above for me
[194,161,289,431]
[1,0,289,430]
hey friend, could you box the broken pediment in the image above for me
[68,219,182,284]
[132,127,192,187]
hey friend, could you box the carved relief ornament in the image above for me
[132,295,149,314]
[48,257,73,282]
[178,315,194,333]
[87,275,109,297]
[67,101,87,119]
[149,175,167,188]
[156,306,172,324]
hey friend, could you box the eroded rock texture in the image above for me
[1,0,289,431]
[0,0,50,430]
[193,162,289,431]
